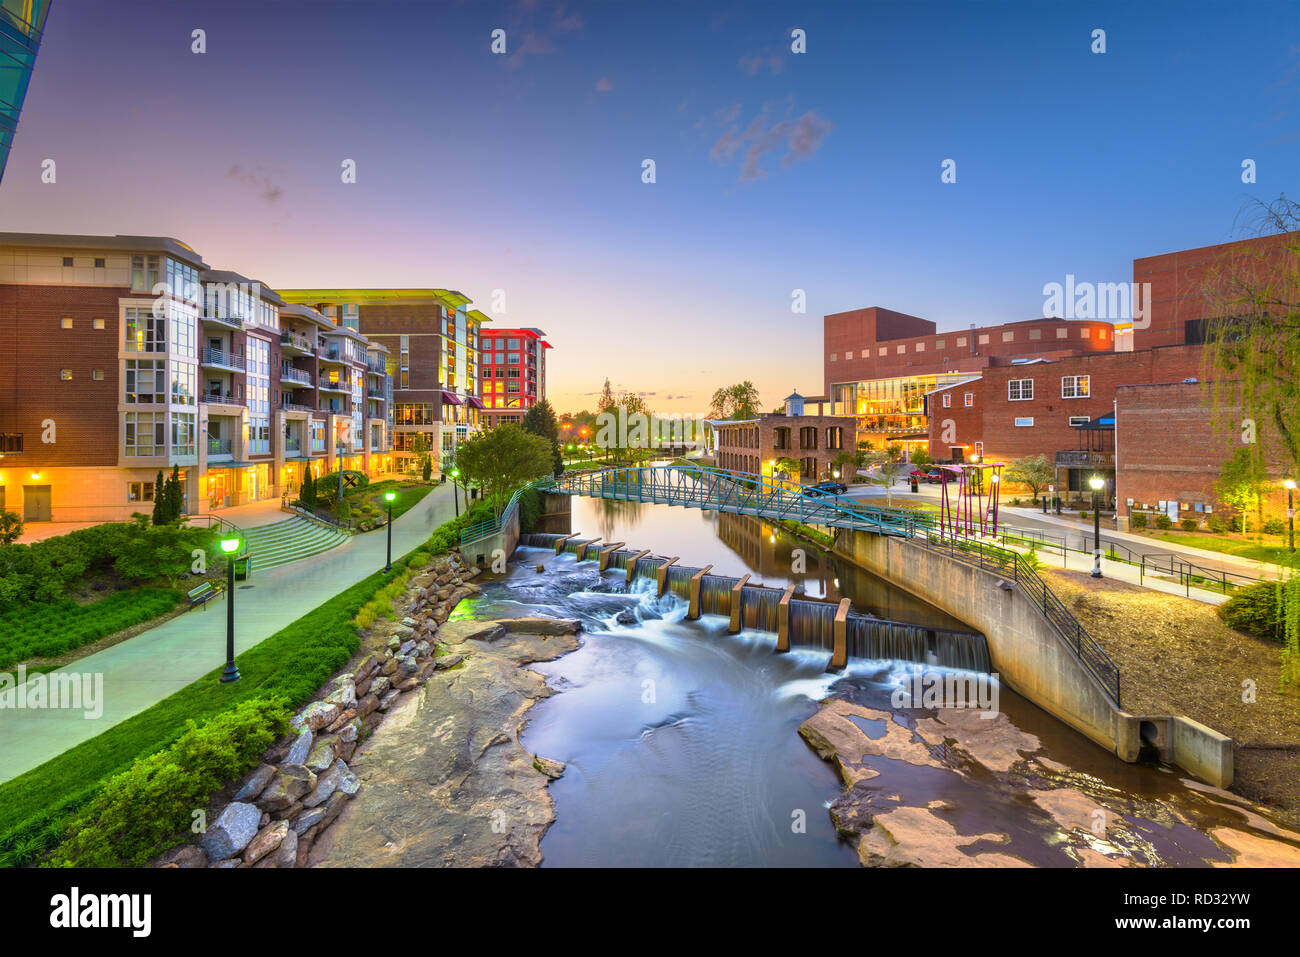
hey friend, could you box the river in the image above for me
[456,494,1300,867]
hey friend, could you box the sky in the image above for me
[1,0,1297,415]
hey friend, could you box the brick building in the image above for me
[824,307,1117,451]
[712,391,855,483]
[480,327,551,427]
[0,233,390,523]
[276,289,487,477]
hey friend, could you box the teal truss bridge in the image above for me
[535,465,933,536]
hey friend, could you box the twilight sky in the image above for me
[1,0,1297,415]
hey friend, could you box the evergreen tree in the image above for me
[300,473,316,507]
[166,465,183,522]
[422,455,432,482]
[151,470,166,525]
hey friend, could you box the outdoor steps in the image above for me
[236,515,349,571]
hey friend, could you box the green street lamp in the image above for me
[219,535,241,682]
[1089,474,1105,579]
[450,467,461,518]
[1285,479,1296,553]
[384,490,397,571]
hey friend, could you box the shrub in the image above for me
[0,511,23,545]
[1155,514,1173,530]
[1129,512,1148,530]
[1218,582,1285,642]
[1079,510,1089,520]
[47,697,291,867]
[1229,516,1243,533]
[1180,518,1198,532]
[1263,518,1287,535]
[0,588,182,669]
[1207,515,1226,534]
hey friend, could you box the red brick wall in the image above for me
[0,282,125,466]
[716,414,855,479]
[1133,230,1300,350]
[928,345,1208,464]
[1115,381,1289,521]
[824,309,1116,397]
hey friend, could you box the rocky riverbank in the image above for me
[800,692,1300,868]
[155,550,583,869]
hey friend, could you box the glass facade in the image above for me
[831,372,978,447]
[0,1,50,184]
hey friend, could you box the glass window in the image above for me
[125,359,165,404]
[1008,379,1033,401]
[1062,375,1090,398]
[125,412,166,456]
[130,255,160,293]
[125,307,166,352]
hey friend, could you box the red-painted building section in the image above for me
[481,327,551,427]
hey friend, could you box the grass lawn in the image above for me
[0,588,183,671]
[334,479,434,529]
[1145,532,1293,565]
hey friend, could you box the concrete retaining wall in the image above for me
[833,529,1234,786]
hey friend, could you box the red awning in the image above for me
[440,391,462,406]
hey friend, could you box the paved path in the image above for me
[0,483,459,784]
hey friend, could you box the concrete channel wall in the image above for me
[833,528,1234,787]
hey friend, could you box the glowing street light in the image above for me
[219,535,241,682]
[451,467,461,518]
[384,490,397,571]
[1089,474,1105,578]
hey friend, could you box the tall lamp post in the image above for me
[1089,474,1104,579]
[1285,479,1297,553]
[220,535,241,682]
[384,490,396,571]
[450,467,461,518]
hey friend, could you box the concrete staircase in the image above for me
[238,515,350,571]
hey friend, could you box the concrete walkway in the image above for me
[0,482,460,784]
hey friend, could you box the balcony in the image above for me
[203,390,242,406]
[201,312,246,331]
[207,437,232,460]
[202,347,245,372]
[368,359,387,375]
[319,347,345,365]
[367,386,385,398]
[280,366,313,387]
[280,398,314,413]
[284,437,301,453]
[280,330,314,357]
[318,378,348,394]
[319,401,345,415]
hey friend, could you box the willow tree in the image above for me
[1204,194,1300,687]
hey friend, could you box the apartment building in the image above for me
[480,327,551,427]
[0,233,390,523]
[276,289,486,477]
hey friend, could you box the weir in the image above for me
[518,532,991,673]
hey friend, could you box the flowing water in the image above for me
[453,494,1300,867]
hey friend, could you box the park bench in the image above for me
[187,581,221,609]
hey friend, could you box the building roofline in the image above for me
[0,231,208,268]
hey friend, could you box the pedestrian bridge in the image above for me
[535,465,928,537]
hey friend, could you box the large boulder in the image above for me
[292,701,340,733]
[285,728,313,766]
[233,764,277,802]
[499,617,582,635]
[256,765,317,812]
[302,758,346,808]
[305,735,339,773]
[201,802,261,861]
[244,821,290,865]
[252,827,298,869]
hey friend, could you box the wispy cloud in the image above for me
[594,76,614,93]
[506,1,585,71]
[225,164,283,204]
[738,50,785,76]
[707,101,833,182]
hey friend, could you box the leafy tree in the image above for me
[1216,447,1270,536]
[709,381,761,420]
[0,511,23,545]
[151,470,166,526]
[869,445,909,505]
[773,456,802,480]
[833,450,859,482]
[523,399,564,477]
[911,448,932,470]
[1205,195,1300,475]
[1005,454,1054,501]
[453,425,555,516]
